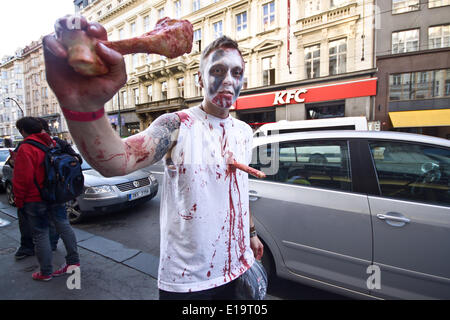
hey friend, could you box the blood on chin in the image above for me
[211,93,234,109]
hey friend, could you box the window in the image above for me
[305,44,320,79]
[329,38,346,75]
[369,141,450,206]
[121,91,128,106]
[389,69,450,101]
[147,85,153,102]
[194,28,202,52]
[41,87,48,99]
[133,88,139,105]
[132,54,139,69]
[130,22,136,37]
[429,24,450,49]
[174,0,182,18]
[262,56,275,86]
[306,101,345,119]
[330,0,348,8]
[119,28,125,40]
[305,0,320,16]
[193,0,201,11]
[144,16,150,32]
[236,12,247,37]
[392,0,420,14]
[392,29,420,53]
[158,7,165,19]
[251,140,352,192]
[194,73,202,96]
[161,81,168,100]
[177,77,185,97]
[262,2,275,30]
[16,79,23,89]
[429,0,450,8]
[243,61,248,90]
[213,21,223,39]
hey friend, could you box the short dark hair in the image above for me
[15,117,43,135]
[199,36,243,73]
[35,117,50,134]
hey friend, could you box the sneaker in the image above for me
[52,263,80,277]
[15,249,34,261]
[32,272,52,281]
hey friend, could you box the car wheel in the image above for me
[67,200,84,224]
[5,183,15,207]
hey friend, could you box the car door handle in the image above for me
[249,190,259,202]
[376,213,411,224]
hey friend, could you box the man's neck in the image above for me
[200,101,230,119]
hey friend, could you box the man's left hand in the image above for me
[250,236,264,261]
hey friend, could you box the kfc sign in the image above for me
[273,89,308,105]
[233,77,377,111]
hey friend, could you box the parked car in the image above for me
[2,152,159,223]
[249,130,450,300]
[0,148,12,192]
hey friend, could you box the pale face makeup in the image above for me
[201,48,244,110]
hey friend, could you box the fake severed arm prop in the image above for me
[60,17,193,76]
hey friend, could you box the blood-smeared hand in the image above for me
[43,15,127,112]
[250,236,264,261]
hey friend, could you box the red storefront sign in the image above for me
[232,77,377,110]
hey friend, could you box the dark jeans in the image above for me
[17,208,59,255]
[25,202,80,276]
[159,278,239,300]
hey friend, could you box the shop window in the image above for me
[389,69,450,101]
[306,102,345,119]
[237,108,276,129]
[125,122,141,137]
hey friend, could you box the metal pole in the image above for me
[5,97,24,117]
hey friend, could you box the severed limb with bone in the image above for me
[58,17,193,76]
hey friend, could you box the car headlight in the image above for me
[85,185,115,194]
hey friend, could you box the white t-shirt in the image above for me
[158,106,255,293]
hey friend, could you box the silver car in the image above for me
[249,130,450,300]
[0,148,12,192]
[2,153,158,223]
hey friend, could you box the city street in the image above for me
[0,168,348,300]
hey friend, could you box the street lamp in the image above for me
[5,97,24,117]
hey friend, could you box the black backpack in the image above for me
[23,140,84,204]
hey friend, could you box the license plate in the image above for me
[128,187,151,201]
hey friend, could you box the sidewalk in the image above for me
[0,202,160,300]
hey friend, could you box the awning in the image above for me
[389,109,450,128]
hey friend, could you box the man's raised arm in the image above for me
[43,16,179,177]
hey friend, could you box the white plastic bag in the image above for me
[235,260,268,300]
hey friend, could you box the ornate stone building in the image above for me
[77,0,377,132]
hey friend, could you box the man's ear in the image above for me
[198,71,204,88]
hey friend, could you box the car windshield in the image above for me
[0,150,9,162]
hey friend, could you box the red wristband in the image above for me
[61,106,105,122]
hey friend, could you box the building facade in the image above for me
[22,39,70,139]
[374,0,450,138]
[78,0,378,132]
[0,52,25,141]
